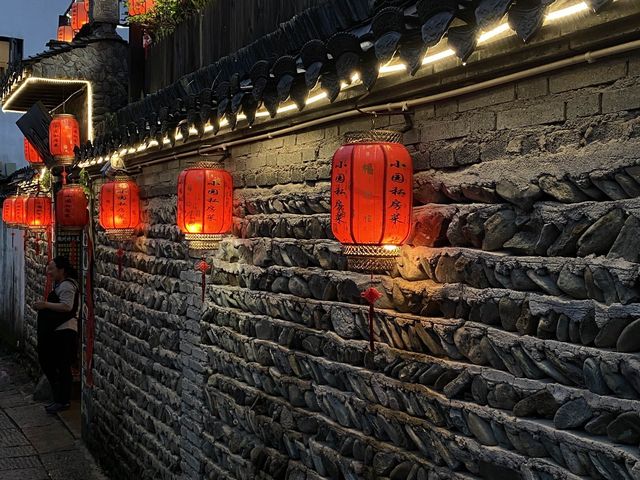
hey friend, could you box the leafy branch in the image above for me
[127,0,210,41]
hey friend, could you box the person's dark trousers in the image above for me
[37,330,77,404]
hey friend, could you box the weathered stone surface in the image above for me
[606,412,640,444]
[553,398,592,430]
[608,215,640,262]
[616,319,640,353]
[482,210,517,251]
[583,358,610,395]
[495,180,542,210]
[576,209,626,257]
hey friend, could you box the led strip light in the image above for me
[2,77,94,141]
[79,0,601,167]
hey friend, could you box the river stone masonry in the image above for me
[18,50,640,479]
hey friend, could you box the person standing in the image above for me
[34,256,79,414]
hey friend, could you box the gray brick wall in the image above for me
[77,50,640,479]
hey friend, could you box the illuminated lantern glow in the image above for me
[129,0,155,16]
[4,196,29,229]
[177,162,233,249]
[56,184,88,230]
[24,196,53,231]
[57,15,73,42]
[71,1,89,32]
[49,114,80,166]
[24,138,44,166]
[2,196,18,226]
[99,176,141,240]
[330,130,413,271]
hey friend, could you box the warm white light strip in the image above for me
[2,76,94,141]
[76,0,611,168]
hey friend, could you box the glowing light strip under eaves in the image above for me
[79,0,598,167]
[2,76,94,141]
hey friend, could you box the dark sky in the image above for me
[0,0,79,170]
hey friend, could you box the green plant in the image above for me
[127,0,211,41]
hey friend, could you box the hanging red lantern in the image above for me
[24,138,44,166]
[129,0,155,16]
[56,184,88,230]
[8,195,28,229]
[177,163,233,249]
[57,15,74,42]
[24,196,53,231]
[2,196,17,226]
[49,114,80,166]
[71,1,89,32]
[99,176,141,240]
[331,130,413,271]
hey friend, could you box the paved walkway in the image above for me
[0,351,108,480]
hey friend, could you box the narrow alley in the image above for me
[0,351,107,480]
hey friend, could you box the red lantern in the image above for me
[24,196,52,231]
[2,196,17,226]
[177,163,233,249]
[57,25,74,42]
[129,0,155,16]
[24,138,44,166]
[56,185,88,230]
[49,114,80,166]
[99,176,140,240]
[331,130,413,271]
[71,1,89,31]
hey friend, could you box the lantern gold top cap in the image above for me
[52,113,75,118]
[344,129,403,144]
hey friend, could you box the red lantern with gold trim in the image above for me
[49,114,80,166]
[99,176,140,240]
[177,163,233,249]
[129,0,155,16]
[24,138,44,166]
[57,15,74,42]
[56,184,88,230]
[330,130,413,271]
[71,1,89,31]
[24,196,52,231]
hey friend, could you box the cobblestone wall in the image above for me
[86,50,640,480]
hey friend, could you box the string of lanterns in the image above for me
[3,117,413,351]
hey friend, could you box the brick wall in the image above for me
[83,50,640,479]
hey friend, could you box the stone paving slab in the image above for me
[0,352,109,480]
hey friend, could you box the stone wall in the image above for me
[85,50,640,479]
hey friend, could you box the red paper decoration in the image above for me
[56,184,88,230]
[129,0,155,16]
[330,130,413,271]
[177,163,233,249]
[24,196,52,231]
[71,1,89,31]
[99,176,140,240]
[49,114,80,166]
[24,138,44,166]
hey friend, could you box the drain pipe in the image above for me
[130,38,640,169]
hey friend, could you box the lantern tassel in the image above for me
[361,286,382,352]
[197,257,210,303]
[116,247,124,279]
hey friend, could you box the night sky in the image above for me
[0,1,88,171]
